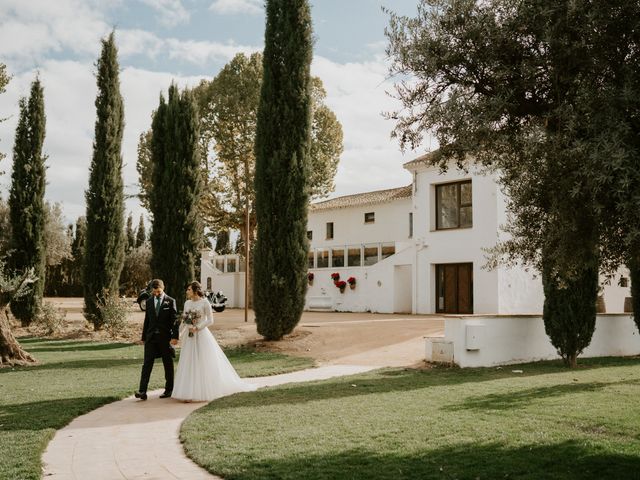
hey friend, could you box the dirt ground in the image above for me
[34,298,445,367]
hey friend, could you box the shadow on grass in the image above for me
[207,357,640,411]
[444,378,640,412]
[25,342,134,353]
[0,357,143,373]
[203,441,640,480]
[0,396,117,431]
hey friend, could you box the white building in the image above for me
[201,153,631,315]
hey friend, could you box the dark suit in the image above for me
[138,294,179,394]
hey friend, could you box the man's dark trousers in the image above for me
[139,333,174,393]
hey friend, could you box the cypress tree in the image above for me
[71,217,86,296]
[253,0,313,340]
[83,32,126,328]
[149,84,202,309]
[125,212,135,252]
[135,214,146,247]
[8,78,47,326]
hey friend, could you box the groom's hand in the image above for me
[170,339,178,346]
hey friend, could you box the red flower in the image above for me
[336,280,347,289]
[308,272,314,281]
[347,276,356,285]
[330,272,340,281]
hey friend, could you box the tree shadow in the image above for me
[444,378,640,412]
[202,441,640,480]
[25,342,134,353]
[0,396,117,431]
[0,357,142,373]
[208,358,640,411]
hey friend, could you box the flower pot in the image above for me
[349,284,356,290]
[339,287,345,293]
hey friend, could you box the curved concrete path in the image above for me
[42,365,378,480]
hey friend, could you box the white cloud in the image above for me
[138,0,191,27]
[209,0,262,15]
[311,55,416,198]
[165,38,260,64]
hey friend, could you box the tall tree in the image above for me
[0,63,10,170]
[83,32,126,329]
[136,213,146,247]
[8,78,46,326]
[69,216,87,296]
[385,0,639,366]
[253,0,313,340]
[125,212,135,252]
[149,84,202,308]
[136,53,342,246]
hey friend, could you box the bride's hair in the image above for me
[187,281,204,297]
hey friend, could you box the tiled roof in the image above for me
[402,150,439,170]
[310,185,412,211]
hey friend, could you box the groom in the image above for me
[135,278,179,401]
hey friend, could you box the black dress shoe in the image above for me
[134,391,148,400]
[159,391,172,398]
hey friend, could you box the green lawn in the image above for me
[0,337,313,480]
[181,357,640,480]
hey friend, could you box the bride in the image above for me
[172,281,257,402]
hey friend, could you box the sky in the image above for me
[0,0,428,225]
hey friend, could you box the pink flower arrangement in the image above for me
[335,280,347,291]
[330,272,340,282]
[347,276,356,286]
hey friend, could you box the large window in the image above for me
[347,245,362,266]
[215,258,225,272]
[326,222,334,239]
[331,247,345,267]
[364,243,379,266]
[436,180,472,230]
[381,242,395,260]
[316,248,329,268]
[308,250,315,269]
[307,230,313,240]
[227,258,236,273]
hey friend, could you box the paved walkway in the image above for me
[42,365,378,480]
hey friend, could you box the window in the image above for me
[227,258,236,273]
[409,212,413,238]
[364,212,375,224]
[381,242,395,260]
[326,222,334,240]
[619,276,629,288]
[215,258,225,272]
[436,180,472,230]
[331,247,345,267]
[206,277,212,291]
[316,248,329,268]
[364,243,379,266]
[347,245,362,267]
[307,230,313,240]
[308,250,315,269]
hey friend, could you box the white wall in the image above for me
[410,164,501,314]
[307,198,412,248]
[427,314,640,367]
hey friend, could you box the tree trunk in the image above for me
[0,306,36,367]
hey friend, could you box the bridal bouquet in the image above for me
[182,310,201,337]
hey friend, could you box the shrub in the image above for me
[95,289,131,338]
[31,302,66,335]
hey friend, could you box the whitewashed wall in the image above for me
[307,198,412,247]
[426,314,640,367]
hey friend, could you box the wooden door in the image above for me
[436,263,473,314]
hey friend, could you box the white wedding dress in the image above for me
[172,298,257,401]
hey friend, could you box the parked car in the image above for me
[135,281,153,311]
[205,290,227,312]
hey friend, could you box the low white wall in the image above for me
[427,314,640,367]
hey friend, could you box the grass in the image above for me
[0,337,313,480]
[181,357,640,480]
